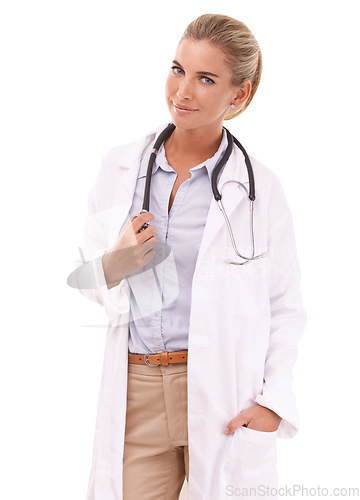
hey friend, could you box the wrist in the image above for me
[102,254,122,289]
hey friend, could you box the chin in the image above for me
[170,119,197,131]
[168,112,200,131]
[165,102,196,128]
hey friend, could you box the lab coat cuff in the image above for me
[255,392,300,439]
[92,250,131,326]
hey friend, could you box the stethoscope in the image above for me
[139,123,267,265]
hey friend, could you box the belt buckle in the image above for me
[144,353,161,367]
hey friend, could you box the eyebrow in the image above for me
[172,60,219,78]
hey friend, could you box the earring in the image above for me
[230,104,236,109]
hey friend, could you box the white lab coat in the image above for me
[74,123,306,500]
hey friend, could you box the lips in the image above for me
[173,102,197,111]
[172,101,198,113]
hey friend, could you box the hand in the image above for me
[224,404,281,435]
[102,212,157,289]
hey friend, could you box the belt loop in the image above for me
[161,351,169,366]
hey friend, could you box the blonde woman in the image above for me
[71,13,306,500]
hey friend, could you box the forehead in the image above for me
[174,38,231,75]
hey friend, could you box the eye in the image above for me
[171,66,184,75]
[201,76,215,85]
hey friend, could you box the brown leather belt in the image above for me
[128,350,188,367]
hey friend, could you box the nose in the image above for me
[176,77,192,100]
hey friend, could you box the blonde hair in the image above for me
[181,14,262,120]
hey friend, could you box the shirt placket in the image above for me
[150,168,177,351]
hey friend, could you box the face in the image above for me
[165,38,250,134]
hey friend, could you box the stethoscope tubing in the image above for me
[141,123,266,264]
[142,123,176,213]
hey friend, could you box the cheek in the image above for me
[202,91,229,112]
[165,74,176,97]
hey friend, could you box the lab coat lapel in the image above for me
[108,125,172,241]
[108,135,153,242]
[198,145,249,259]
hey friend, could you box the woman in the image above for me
[72,13,306,500]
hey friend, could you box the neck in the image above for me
[165,124,224,162]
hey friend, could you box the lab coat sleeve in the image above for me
[68,152,131,327]
[255,179,307,439]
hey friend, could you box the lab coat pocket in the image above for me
[224,426,278,496]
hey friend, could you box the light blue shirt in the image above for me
[127,128,228,354]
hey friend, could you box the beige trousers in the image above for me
[123,361,189,500]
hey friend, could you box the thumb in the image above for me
[224,413,249,435]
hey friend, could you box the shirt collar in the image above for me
[138,127,228,181]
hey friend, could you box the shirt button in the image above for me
[154,311,159,316]
[163,220,167,226]
[155,340,161,346]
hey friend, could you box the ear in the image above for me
[232,79,252,110]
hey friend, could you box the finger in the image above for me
[130,212,155,234]
[136,240,145,268]
[141,237,157,255]
[136,244,158,269]
[137,224,157,244]
[142,248,156,266]
[224,415,250,435]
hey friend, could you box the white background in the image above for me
[1,0,359,498]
